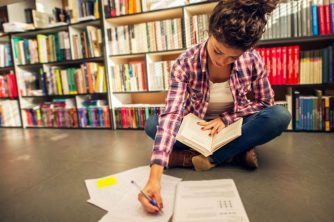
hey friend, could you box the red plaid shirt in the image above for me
[151,40,275,167]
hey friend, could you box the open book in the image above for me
[172,179,250,222]
[176,113,243,157]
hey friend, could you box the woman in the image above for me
[140,0,291,214]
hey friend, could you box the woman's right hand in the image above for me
[138,179,163,214]
[138,164,164,214]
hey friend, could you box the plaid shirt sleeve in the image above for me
[220,51,275,126]
[150,60,189,167]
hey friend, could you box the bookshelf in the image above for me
[0,0,333,132]
[7,1,111,129]
[0,33,22,127]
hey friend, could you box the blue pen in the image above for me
[131,180,163,214]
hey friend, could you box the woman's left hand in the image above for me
[197,118,226,136]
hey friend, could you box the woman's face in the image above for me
[207,36,244,68]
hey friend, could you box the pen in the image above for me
[131,180,163,214]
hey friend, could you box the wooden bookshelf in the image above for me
[6,1,111,129]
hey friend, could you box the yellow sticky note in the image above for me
[96,176,118,188]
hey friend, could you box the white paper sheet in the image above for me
[172,179,249,222]
[85,166,181,222]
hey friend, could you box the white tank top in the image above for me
[205,80,234,120]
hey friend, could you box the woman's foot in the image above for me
[168,150,199,168]
[192,155,216,171]
[234,148,259,169]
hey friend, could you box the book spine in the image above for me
[324,0,331,34]
[312,1,319,35]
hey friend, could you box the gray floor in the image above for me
[0,129,333,222]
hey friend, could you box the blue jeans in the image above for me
[144,105,291,165]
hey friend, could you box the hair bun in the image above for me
[226,0,279,16]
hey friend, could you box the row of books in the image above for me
[114,105,164,129]
[257,46,300,85]
[107,18,183,55]
[104,0,142,17]
[71,26,102,59]
[104,0,208,17]
[300,45,334,84]
[19,63,106,96]
[0,100,21,127]
[0,71,18,98]
[263,0,334,40]
[0,43,12,67]
[295,91,333,131]
[110,61,148,92]
[12,32,71,65]
[78,106,111,128]
[141,0,185,12]
[23,107,78,128]
[186,14,209,47]
[257,44,334,85]
[68,0,100,22]
[23,99,78,127]
[148,60,174,91]
[78,99,111,128]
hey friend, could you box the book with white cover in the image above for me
[176,113,243,157]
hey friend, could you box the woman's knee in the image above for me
[144,115,159,139]
[268,105,292,131]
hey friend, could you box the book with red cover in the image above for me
[293,45,300,84]
[271,47,277,85]
[276,47,282,85]
[287,46,294,84]
[324,0,331,34]
[265,48,272,84]
[281,47,288,85]
[318,3,326,35]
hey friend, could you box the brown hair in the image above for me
[209,0,279,51]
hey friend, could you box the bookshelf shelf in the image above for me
[0,126,22,128]
[0,33,10,37]
[79,126,111,129]
[258,35,334,47]
[109,48,186,58]
[0,97,18,100]
[272,84,334,88]
[0,66,14,71]
[109,53,145,59]
[25,126,111,130]
[69,18,101,28]
[106,7,183,25]
[12,25,69,38]
[112,90,167,94]
[147,49,185,57]
[26,126,79,129]
[21,93,107,99]
[293,130,333,133]
[106,6,185,22]
[8,20,101,38]
[116,127,144,130]
[16,57,104,68]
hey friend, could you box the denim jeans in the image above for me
[144,105,291,165]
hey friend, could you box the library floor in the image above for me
[0,129,333,222]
